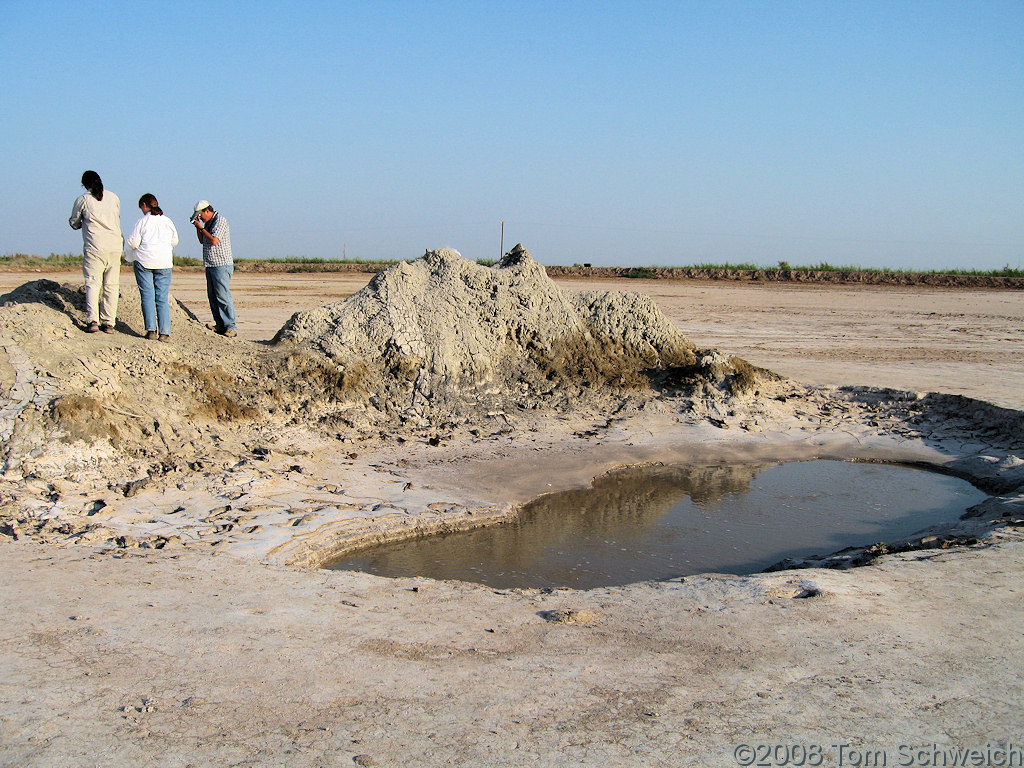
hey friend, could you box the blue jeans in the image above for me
[206,264,236,331]
[133,262,172,335]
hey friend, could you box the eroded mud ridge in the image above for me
[0,246,1022,568]
[272,245,771,425]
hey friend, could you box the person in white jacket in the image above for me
[125,193,178,341]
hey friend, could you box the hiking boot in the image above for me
[206,323,223,332]
[86,321,100,333]
[100,324,115,334]
[158,334,171,343]
[145,330,158,340]
[222,328,237,338]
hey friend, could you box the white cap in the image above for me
[194,200,211,212]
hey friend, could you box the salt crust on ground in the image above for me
[1,248,1022,766]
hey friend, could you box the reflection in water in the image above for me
[325,461,986,589]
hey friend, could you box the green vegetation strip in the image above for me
[1,253,1021,279]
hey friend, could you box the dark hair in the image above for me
[81,170,104,201]
[138,193,163,216]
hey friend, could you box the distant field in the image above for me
[2,253,1021,288]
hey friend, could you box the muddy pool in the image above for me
[325,460,988,589]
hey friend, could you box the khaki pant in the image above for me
[82,249,121,326]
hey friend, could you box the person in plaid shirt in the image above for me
[192,200,237,337]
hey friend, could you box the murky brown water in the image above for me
[325,460,987,589]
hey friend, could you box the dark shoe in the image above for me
[86,321,100,333]
[222,328,237,338]
[158,334,171,343]
[100,324,115,334]
[145,330,158,340]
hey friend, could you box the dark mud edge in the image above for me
[763,489,1024,573]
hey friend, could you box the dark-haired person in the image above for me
[69,171,122,333]
[192,200,237,337]
[125,193,178,342]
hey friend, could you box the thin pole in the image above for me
[500,221,504,260]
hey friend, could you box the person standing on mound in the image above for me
[125,193,178,342]
[192,200,237,337]
[69,170,122,334]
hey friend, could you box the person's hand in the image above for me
[192,217,204,230]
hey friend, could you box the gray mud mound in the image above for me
[0,278,267,477]
[272,245,766,423]
[0,277,204,340]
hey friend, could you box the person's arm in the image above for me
[69,197,84,230]
[126,218,144,251]
[194,221,220,246]
[170,221,179,249]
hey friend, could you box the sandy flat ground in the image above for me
[1,268,1022,767]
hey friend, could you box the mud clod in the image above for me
[49,395,121,445]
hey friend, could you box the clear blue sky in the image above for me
[2,1,1021,269]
